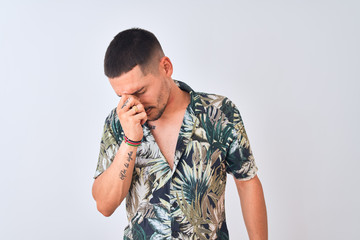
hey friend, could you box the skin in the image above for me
[235,175,268,240]
[92,56,189,216]
[91,55,268,239]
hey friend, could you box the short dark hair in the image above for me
[104,28,164,78]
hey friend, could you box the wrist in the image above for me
[123,136,142,147]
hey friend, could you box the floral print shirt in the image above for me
[94,80,258,240]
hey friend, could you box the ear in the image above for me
[159,56,173,77]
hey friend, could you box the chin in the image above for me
[148,114,161,122]
[148,110,163,121]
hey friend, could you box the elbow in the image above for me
[99,209,113,217]
[95,195,125,217]
[96,202,115,217]
[92,180,126,217]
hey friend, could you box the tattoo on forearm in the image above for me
[121,98,130,109]
[119,169,126,180]
[119,151,134,180]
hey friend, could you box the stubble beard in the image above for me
[148,78,171,121]
[148,102,166,121]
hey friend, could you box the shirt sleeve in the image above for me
[93,113,120,179]
[224,100,258,181]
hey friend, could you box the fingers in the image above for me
[130,104,147,124]
[121,97,131,109]
[119,95,137,112]
[134,111,147,122]
[117,96,141,115]
[132,103,144,114]
[131,103,147,125]
[116,95,147,141]
[117,95,147,123]
[131,105,139,114]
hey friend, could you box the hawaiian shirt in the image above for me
[94,80,258,240]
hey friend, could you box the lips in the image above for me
[145,107,152,115]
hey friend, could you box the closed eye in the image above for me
[135,88,146,96]
[117,87,145,97]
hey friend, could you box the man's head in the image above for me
[104,28,165,78]
[104,28,174,121]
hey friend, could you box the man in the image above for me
[92,28,267,240]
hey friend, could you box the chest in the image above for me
[149,116,184,170]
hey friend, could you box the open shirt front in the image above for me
[94,80,258,240]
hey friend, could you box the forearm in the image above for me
[92,142,137,216]
[235,175,268,240]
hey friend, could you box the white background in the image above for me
[1,0,359,239]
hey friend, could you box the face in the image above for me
[109,64,171,121]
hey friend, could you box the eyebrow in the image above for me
[117,87,145,97]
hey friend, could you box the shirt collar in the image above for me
[174,79,194,93]
[173,79,205,116]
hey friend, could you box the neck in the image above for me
[152,79,190,123]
